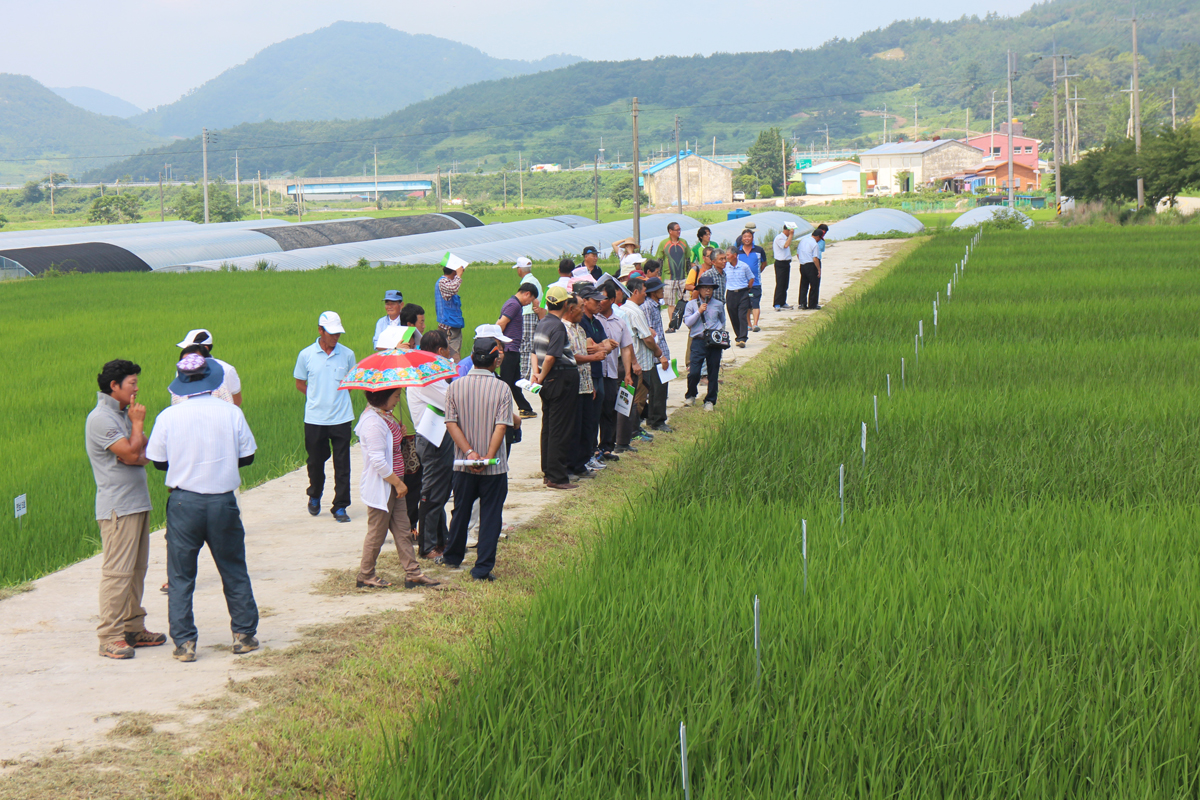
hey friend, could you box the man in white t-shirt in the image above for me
[173,329,242,406]
[772,223,798,311]
[797,226,826,311]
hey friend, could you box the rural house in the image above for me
[642,151,733,207]
[796,160,861,196]
[859,139,983,194]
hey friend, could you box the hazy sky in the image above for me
[7,0,1039,110]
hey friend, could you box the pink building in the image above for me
[965,122,1041,170]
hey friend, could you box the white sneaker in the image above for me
[703,402,715,412]
[681,396,695,407]
[466,536,478,549]
[586,457,607,470]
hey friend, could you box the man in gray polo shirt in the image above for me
[85,359,166,660]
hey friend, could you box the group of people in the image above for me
[84,219,828,663]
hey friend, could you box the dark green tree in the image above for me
[20,181,43,205]
[736,128,786,196]
[175,179,245,223]
[1139,124,1200,208]
[89,194,143,224]
[609,181,648,209]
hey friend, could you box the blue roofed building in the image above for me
[796,160,861,196]
[642,150,734,208]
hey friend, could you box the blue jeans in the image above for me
[686,337,722,405]
[165,490,258,647]
[444,472,509,579]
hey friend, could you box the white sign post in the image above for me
[680,722,691,800]
[802,519,808,594]
[873,395,878,433]
[861,422,867,468]
[14,494,26,530]
[753,595,761,686]
[839,464,845,526]
[901,357,905,388]
[887,374,891,398]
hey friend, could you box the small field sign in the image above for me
[15,494,27,519]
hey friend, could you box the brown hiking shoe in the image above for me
[100,638,134,660]
[125,630,167,648]
[173,641,197,662]
[404,574,441,588]
[232,633,259,655]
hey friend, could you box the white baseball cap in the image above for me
[473,323,513,343]
[511,257,533,270]
[318,311,345,334]
[176,329,214,348]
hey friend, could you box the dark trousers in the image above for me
[570,384,602,472]
[165,489,258,647]
[643,364,668,428]
[404,467,421,532]
[773,259,792,307]
[444,472,508,579]
[416,433,453,556]
[616,373,641,446]
[599,376,619,452]
[499,349,533,414]
[304,421,352,512]
[799,262,821,309]
[539,370,579,484]
[687,337,722,405]
[726,288,750,341]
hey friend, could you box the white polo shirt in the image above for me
[798,235,822,264]
[773,232,793,261]
[146,394,257,494]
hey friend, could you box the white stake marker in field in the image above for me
[874,395,878,433]
[754,595,761,685]
[947,282,952,299]
[839,464,845,526]
[934,307,938,337]
[887,374,891,398]
[14,493,26,531]
[802,519,808,594]
[861,421,867,468]
[915,334,919,368]
[680,722,691,800]
[901,357,905,387]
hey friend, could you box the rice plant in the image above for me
[365,226,1200,798]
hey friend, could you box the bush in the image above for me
[787,182,806,197]
[758,183,774,199]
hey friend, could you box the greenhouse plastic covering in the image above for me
[390,214,701,266]
[641,212,813,255]
[951,206,1033,229]
[168,216,599,272]
[825,208,925,241]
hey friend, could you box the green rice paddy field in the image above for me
[0,262,562,586]
[362,226,1200,798]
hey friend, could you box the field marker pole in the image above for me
[915,335,919,369]
[919,320,923,343]
[201,128,210,224]
[901,358,905,388]
[802,520,808,594]
[753,595,761,686]
[887,374,891,398]
[680,722,691,800]
[873,396,878,433]
[934,307,938,337]
[861,422,867,469]
[839,465,845,526]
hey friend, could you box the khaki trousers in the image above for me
[360,486,421,582]
[96,510,150,643]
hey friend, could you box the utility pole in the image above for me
[910,100,919,138]
[1171,88,1177,130]
[882,104,888,143]
[1052,53,1062,213]
[373,146,379,204]
[675,115,683,212]
[257,170,263,219]
[1006,50,1015,209]
[297,178,303,222]
[819,124,830,155]
[781,136,788,202]
[233,151,240,203]
[48,176,54,215]
[436,165,442,212]
[502,170,507,209]
[201,127,210,224]
[1129,4,1144,208]
[518,152,524,208]
[631,96,641,248]
[159,172,165,221]
[594,155,600,222]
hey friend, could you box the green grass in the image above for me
[0,262,562,586]
[365,226,1200,797]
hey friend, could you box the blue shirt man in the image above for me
[293,311,357,521]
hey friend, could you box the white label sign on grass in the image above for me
[14,494,26,518]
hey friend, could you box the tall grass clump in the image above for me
[367,226,1200,798]
[0,263,557,586]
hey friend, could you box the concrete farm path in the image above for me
[0,238,904,768]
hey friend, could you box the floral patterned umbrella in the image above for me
[339,349,457,390]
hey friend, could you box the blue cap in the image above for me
[384,290,403,303]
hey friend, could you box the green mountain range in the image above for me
[129,22,582,137]
[0,74,164,183]
[84,0,1200,185]
[50,86,143,118]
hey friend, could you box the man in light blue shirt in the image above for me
[723,245,756,347]
[294,311,357,522]
[372,290,405,349]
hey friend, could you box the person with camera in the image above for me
[682,271,727,411]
